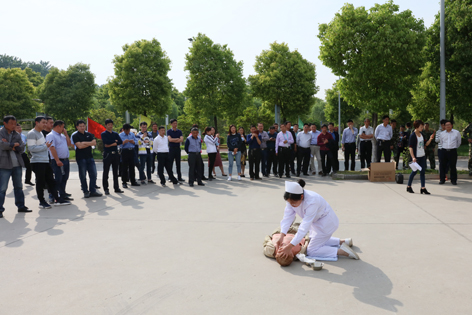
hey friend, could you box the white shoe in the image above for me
[306,261,324,270]
[344,238,353,247]
[340,243,359,260]
[237,175,241,181]
[227,176,232,181]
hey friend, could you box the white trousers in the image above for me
[306,211,340,258]
[310,145,322,173]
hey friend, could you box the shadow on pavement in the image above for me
[280,254,402,312]
[0,213,31,247]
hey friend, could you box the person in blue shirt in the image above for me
[15,124,34,186]
[119,124,140,188]
[184,127,205,187]
[247,125,262,180]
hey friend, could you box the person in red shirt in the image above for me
[317,124,334,176]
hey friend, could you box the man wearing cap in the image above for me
[341,119,358,171]
[185,127,205,187]
[375,115,393,162]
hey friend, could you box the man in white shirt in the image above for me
[374,115,393,162]
[438,121,462,185]
[153,126,180,187]
[358,118,374,168]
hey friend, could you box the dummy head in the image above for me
[276,253,294,267]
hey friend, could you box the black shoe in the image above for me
[122,183,128,188]
[148,180,156,184]
[115,189,124,193]
[198,182,205,186]
[105,190,110,195]
[64,196,74,201]
[90,192,103,197]
[208,177,213,181]
[241,175,246,178]
[131,182,140,187]
[255,177,262,180]
[420,188,431,194]
[65,193,72,197]
[279,175,283,178]
[18,207,32,213]
[286,175,291,178]
[173,181,182,185]
[84,192,90,198]
[451,182,457,185]
[189,183,194,187]
[406,186,414,193]
[161,183,167,187]
[296,173,300,177]
[0,212,3,218]
[202,176,208,181]
[439,181,445,185]
[25,181,35,186]
[39,201,52,209]
[95,185,101,189]
[178,178,185,182]
[303,173,309,176]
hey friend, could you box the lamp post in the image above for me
[338,89,341,147]
[440,0,446,121]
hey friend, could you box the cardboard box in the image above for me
[368,162,396,182]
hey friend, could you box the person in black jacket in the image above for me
[406,120,435,194]
[226,125,242,181]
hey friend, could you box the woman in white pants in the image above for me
[276,180,359,261]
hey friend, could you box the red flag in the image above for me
[87,117,106,139]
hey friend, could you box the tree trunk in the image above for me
[214,115,218,134]
[372,112,378,162]
[450,112,454,125]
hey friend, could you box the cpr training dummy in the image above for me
[266,180,360,269]
[263,223,325,270]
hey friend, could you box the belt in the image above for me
[250,148,261,151]
[188,152,201,154]
[444,148,457,151]
[279,147,290,150]
[105,151,117,154]
[299,146,310,149]
[124,148,134,151]
[59,158,69,161]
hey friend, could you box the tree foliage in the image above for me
[39,63,96,127]
[0,54,51,77]
[324,83,362,125]
[24,67,44,88]
[185,33,246,132]
[318,1,426,114]
[303,98,327,125]
[0,68,38,119]
[108,38,173,118]
[177,98,210,134]
[235,99,274,131]
[172,88,185,116]
[248,42,318,121]
[409,0,472,122]
[89,108,123,132]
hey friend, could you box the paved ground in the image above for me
[1,161,471,314]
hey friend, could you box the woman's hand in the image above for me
[277,243,294,259]
[275,234,285,251]
[413,157,417,163]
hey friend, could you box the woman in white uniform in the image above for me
[276,180,359,261]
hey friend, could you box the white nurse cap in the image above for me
[285,181,303,194]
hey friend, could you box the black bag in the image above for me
[395,173,404,184]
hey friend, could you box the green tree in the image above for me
[409,0,472,122]
[0,68,38,119]
[171,88,185,116]
[303,98,327,125]
[236,100,274,131]
[108,38,173,119]
[0,54,51,77]
[39,63,96,127]
[248,42,318,122]
[324,84,362,125]
[177,98,210,134]
[24,67,44,87]
[318,1,426,117]
[185,33,246,133]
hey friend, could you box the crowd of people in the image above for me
[0,113,469,217]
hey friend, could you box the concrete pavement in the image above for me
[1,161,471,314]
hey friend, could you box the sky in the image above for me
[1,0,439,100]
